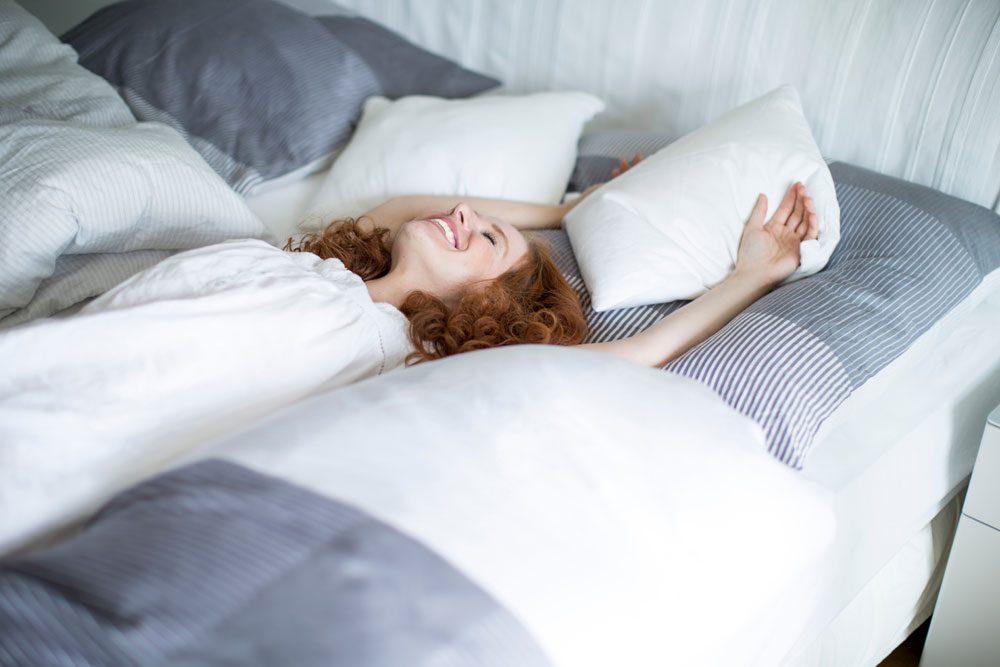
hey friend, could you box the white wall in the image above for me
[17,0,1000,212]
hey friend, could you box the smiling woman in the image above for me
[287,195,588,364]
[287,177,816,367]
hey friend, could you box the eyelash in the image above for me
[483,231,497,246]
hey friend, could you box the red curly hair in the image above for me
[286,218,587,365]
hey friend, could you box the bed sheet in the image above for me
[243,166,330,243]
[730,266,1000,666]
[789,495,960,666]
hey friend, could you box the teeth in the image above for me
[431,218,456,248]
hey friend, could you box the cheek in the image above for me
[396,225,445,265]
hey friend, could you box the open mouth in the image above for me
[429,217,458,248]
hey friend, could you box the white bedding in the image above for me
[243,167,331,243]
[191,344,835,667]
[0,302,837,666]
[0,239,411,554]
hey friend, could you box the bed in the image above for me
[244,156,1000,667]
[2,1,1000,665]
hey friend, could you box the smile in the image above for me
[429,218,457,248]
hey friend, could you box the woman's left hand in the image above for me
[734,182,819,285]
[562,154,643,217]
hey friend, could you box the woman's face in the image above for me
[391,203,529,303]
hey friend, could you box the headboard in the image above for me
[19,0,1000,213]
[290,0,1000,214]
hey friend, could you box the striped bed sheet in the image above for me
[538,157,1000,469]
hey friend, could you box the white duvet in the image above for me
[0,239,410,553]
[195,344,836,667]
[0,242,834,666]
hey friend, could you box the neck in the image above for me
[364,270,411,309]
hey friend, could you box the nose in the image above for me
[453,203,474,230]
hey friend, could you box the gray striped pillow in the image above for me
[62,0,499,195]
[0,2,265,327]
[535,160,1000,469]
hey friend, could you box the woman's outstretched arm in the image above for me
[360,195,573,239]
[359,156,643,236]
[580,182,819,368]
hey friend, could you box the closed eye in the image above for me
[483,231,497,246]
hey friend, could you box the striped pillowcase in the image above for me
[0,3,266,328]
[536,155,1000,468]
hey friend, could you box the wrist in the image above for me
[557,196,578,218]
[730,265,782,291]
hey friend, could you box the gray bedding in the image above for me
[0,460,552,667]
[63,0,499,194]
[540,157,1000,468]
[0,1,266,328]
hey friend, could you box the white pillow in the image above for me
[305,92,605,223]
[564,85,841,311]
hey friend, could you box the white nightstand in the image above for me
[921,404,1000,667]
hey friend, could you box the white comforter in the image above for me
[1,263,835,663]
[194,344,836,667]
[0,239,410,554]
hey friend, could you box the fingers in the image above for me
[769,182,799,226]
[804,195,820,240]
[746,193,768,230]
[807,217,819,240]
[787,183,805,231]
[611,154,642,178]
[791,186,820,240]
[795,191,812,237]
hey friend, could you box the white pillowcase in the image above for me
[305,92,605,223]
[564,85,841,311]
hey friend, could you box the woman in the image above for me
[0,167,817,454]
[0,166,818,552]
[290,169,819,368]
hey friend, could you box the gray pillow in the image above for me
[0,0,265,327]
[62,0,500,195]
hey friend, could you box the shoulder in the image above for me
[86,239,352,313]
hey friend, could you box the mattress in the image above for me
[246,174,1000,664]
[767,266,1000,666]
[790,494,961,666]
